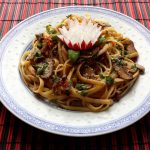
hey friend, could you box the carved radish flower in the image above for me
[57,18,102,50]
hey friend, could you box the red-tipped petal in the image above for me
[58,18,101,51]
[73,43,80,50]
[87,41,93,49]
[68,41,73,49]
[81,40,86,50]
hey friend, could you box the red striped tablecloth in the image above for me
[0,0,150,149]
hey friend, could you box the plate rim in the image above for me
[0,6,150,137]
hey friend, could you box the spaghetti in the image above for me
[19,14,144,112]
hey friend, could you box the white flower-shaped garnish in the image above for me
[57,18,102,50]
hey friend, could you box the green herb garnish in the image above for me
[124,50,128,55]
[111,58,123,66]
[99,73,105,79]
[65,88,70,96]
[69,80,73,86]
[51,35,59,41]
[35,51,42,57]
[119,48,123,55]
[53,75,61,83]
[46,25,57,34]
[68,49,80,63]
[37,42,42,49]
[37,67,44,75]
[105,76,114,85]
[76,83,88,90]
[35,63,48,75]
[98,37,106,44]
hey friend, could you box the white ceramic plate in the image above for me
[0,6,150,137]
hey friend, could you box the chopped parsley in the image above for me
[52,75,61,83]
[69,80,73,86]
[46,25,57,34]
[119,48,123,55]
[99,73,105,79]
[35,51,42,58]
[76,83,88,90]
[37,42,42,49]
[111,58,123,66]
[124,50,128,55]
[34,62,48,75]
[98,37,106,45]
[105,76,114,85]
[99,73,114,85]
[64,88,70,96]
[51,35,59,41]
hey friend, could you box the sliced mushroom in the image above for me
[126,41,137,53]
[121,39,137,53]
[136,64,145,73]
[121,39,138,59]
[35,33,43,42]
[113,64,133,80]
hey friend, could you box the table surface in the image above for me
[0,0,150,149]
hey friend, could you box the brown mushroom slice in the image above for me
[126,42,138,58]
[113,64,133,80]
[136,64,145,73]
[114,78,124,83]
[122,39,139,59]
[35,33,43,42]
[126,52,138,59]
[126,41,137,53]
